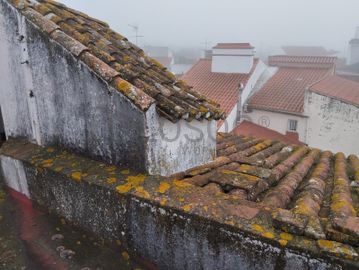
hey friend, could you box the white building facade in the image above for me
[304,76,359,155]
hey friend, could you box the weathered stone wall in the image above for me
[305,91,359,155]
[0,0,148,171]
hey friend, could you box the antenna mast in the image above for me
[128,24,144,46]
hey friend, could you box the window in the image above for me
[288,119,298,132]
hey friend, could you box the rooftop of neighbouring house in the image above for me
[247,55,336,114]
[232,120,303,145]
[152,56,173,68]
[181,58,259,116]
[213,43,254,50]
[308,75,359,106]
[7,0,224,123]
[339,62,359,74]
[281,46,338,57]
[168,132,359,260]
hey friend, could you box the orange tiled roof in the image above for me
[309,75,359,106]
[213,43,254,49]
[281,46,337,57]
[8,0,224,123]
[182,59,259,115]
[269,55,337,69]
[171,132,359,256]
[248,57,334,114]
[232,120,303,145]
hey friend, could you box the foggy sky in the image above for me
[61,0,358,56]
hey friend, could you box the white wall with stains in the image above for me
[244,109,308,142]
[146,105,216,176]
[0,156,29,198]
[304,91,359,155]
[218,60,268,133]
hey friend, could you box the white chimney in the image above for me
[347,27,359,65]
[211,43,255,74]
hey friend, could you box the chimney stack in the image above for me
[347,27,359,65]
[211,43,255,74]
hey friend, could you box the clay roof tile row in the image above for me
[9,0,224,122]
[170,132,359,254]
[182,58,259,115]
[248,55,336,114]
[309,75,359,107]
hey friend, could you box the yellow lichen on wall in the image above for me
[121,251,130,261]
[182,204,194,212]
[71,171,86,182]
[116,174,146,194]
[318,239,335,250]
[280,232,293,241]
[251,224,265,233]
[157,182,171,194]
[262,232,275,239]
[107,177,117,184]
[173,180,192,188]
[135,186,150,199]
[160,198,168,206]
[42,159,54,168]
[121,169,130,175]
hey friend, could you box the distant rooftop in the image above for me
[213,43,254,50]
[309,75,359,107]
[282,46,338,57]
[182,58,259,115]
[233,120,303,145]
[269,55,337,69]
[248,65,332,115]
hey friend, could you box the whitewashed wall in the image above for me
[240,60,267,109]
[146,105,217,176]
[244,109,307,142]
[212,48,255,74]
[218,104,238,133]
[304,91,359,155]
[218,60,268,133]
[0,156,29,197]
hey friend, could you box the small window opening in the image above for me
[288,119,298,132]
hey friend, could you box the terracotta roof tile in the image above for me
[232,120,303,145]
[9,0,224,122]
[309,75,359,106]
[282,46,336,57]
[248,67,331,114]
[213,43,254,49]
[269,55,337,69]
[182,58,259,115]
[170,132,359,255]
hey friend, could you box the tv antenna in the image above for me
[201,40,212,50]
[128,24,144,46]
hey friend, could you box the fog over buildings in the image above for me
[61,0,358,56]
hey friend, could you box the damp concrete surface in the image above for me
[0,185,153,270]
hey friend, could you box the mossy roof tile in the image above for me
[11,0,224,122]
